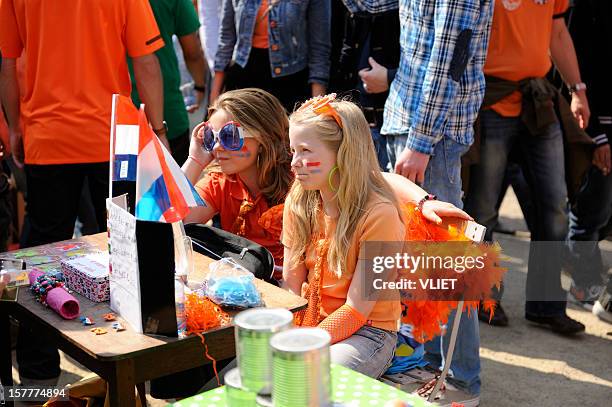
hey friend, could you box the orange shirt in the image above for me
[252,0,270,49]
[195,171,284,266]
[0,0,164,165]
[484,0,569,117]
[283,195,405,332]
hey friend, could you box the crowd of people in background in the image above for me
[1,0,611,405]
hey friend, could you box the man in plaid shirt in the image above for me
[383,0,493,173]
[382,1,494,404]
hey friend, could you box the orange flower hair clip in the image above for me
[297,93,343,129]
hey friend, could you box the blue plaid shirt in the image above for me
[341,0,398,14]
[382,0,494,155]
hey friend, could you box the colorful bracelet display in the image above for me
[28,269,80,319]
[30,274,64,304]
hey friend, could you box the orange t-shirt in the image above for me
[283,195,405,332]
[484,0,569,117]
[252,0,270,49]
[0,0,164,165]
[195,171,284,266]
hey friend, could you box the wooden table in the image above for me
[0,233,306,406]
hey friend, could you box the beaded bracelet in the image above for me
[30,274,65,306]
[416,194,437,212]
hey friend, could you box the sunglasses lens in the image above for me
[202,126,215,151]
[219,123,243,151]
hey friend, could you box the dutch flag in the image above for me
[109,94,205,222]
[111,95,140,182]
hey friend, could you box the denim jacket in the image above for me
[215,0,331,85]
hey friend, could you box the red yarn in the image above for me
[185,292,230,333]
[185,293,231,385]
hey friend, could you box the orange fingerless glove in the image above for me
[318,304,368,344]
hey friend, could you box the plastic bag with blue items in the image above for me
[204,258,263,309]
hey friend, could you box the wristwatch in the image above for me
[153,120,168,136]
[568,82,587,95]
[194,84,206,93]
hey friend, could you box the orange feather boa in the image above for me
[400,204,506,343]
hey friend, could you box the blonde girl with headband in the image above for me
[282,94,471,378]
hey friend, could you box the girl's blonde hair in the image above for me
[208,88,292,205]
[285,99,402,277]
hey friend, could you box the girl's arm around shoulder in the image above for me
[360,200,406,243]
[381,172,472,223]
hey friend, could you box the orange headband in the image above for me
[297,93,343,129]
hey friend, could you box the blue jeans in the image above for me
[464,110,568,317]
[386,134,481,396]
[566,165,612,287]
[331,326,397,379]
[371,126,390,171]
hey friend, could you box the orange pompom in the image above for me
[400,203,506,343]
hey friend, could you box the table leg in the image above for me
[0,310,13,385]
[108,359,136,406]
[0,309,15,407]
[136,382,148,406]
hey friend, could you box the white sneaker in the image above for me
[568,283,604,311]
[592,290,612,324]
[413,378,480,407]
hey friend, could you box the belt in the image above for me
[362,107,385,127]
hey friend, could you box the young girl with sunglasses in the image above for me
[283,95,470,378]
[181,88,292,272]
[149,88,292,400]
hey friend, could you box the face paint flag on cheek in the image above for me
[231,151,251,158]
[306,161,322,173]
[230,145,251,158]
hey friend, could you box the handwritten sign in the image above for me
[106,195,143,333]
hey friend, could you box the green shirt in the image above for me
[129,0,200,140]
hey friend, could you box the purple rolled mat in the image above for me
[28,269,80,319]
[46,288,80,319]
[28,269,45,285]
